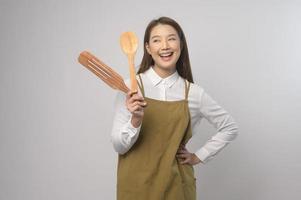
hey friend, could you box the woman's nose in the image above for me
[161,39,169,49]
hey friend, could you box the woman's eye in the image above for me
[153,39,159,43]
[169,38,176,41]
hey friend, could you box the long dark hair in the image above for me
[138,16,194,83]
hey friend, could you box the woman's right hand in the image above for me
[126,91,147,128]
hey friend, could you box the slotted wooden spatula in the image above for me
[78,51,129,93]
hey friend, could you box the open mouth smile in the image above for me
[159,52,174,61]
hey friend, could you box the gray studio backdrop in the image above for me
[1,0,300,200]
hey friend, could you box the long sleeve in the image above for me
[194,88,239,164]
[110,91,142,155]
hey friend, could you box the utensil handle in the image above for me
[128,54,138,92]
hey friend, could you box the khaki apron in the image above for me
[117,74,196,200]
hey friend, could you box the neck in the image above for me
[153,66,176,78]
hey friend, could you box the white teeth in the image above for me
[160,52,173,57]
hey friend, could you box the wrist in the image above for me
[131,116,142,128]
[193,153,203,164]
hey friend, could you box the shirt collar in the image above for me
[145,66,179,88]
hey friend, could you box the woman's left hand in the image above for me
[176,144,203,165]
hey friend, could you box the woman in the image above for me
[111,16,238,200]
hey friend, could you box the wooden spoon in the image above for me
[120,32,138,92]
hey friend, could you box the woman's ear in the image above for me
[145,43,151,54]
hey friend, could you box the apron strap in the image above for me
[184,80,191,100]
[137,74,145,98]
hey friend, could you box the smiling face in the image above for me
[145,24,181,78]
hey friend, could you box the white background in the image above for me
[1,0,300,199]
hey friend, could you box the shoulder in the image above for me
[123,74,143,87]
[179,77,205,98]
[123,74,145,96]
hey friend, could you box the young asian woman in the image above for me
[111,16,239,200]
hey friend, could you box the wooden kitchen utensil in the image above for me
[120,32,138,92]
[78,51,129,93]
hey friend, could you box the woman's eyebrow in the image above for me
[168,34,177,37]
[150,35,160,39]
[151,34,177,39]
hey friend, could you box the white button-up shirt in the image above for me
[111,67,238,164]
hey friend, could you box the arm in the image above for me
[110,91,140,154]
[194,88,239,164]
[110,91,146,155]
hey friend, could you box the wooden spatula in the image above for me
[78,51,129,93]
[120,32,138,92]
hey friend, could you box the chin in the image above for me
[158,65,176,71]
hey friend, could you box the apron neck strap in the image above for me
[137,74,145,98]
[184,80,191,100]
